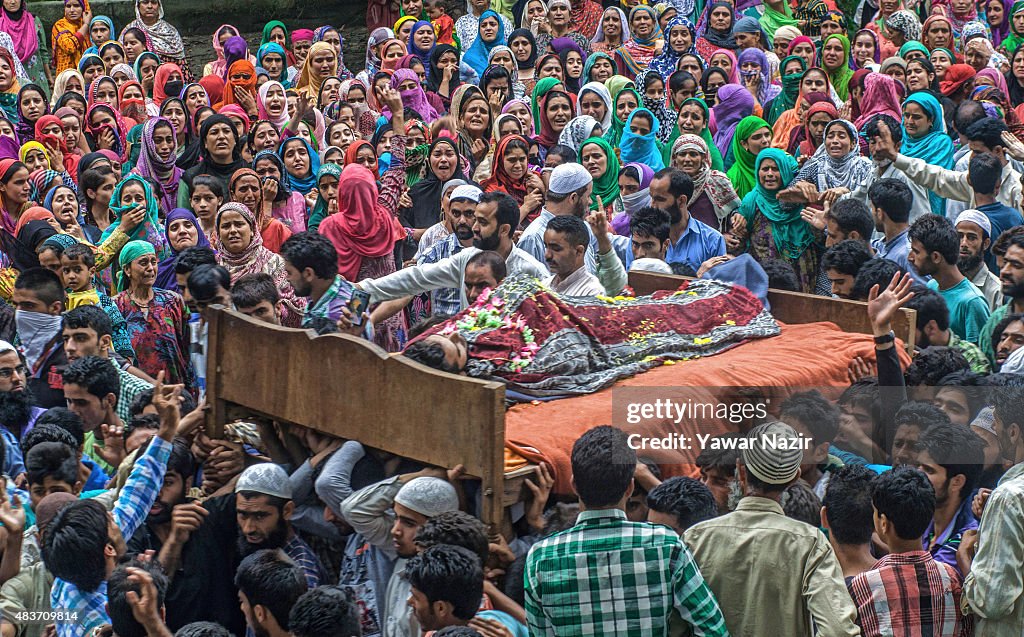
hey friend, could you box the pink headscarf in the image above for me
[385,68,440,123]
[854,72,902,130]
[976,68,1009,97]
[0,0,38,62]
[257,80,289,129]
[709,48,739,84]
[208,24,237,79]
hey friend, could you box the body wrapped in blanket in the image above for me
[408,274,781,398]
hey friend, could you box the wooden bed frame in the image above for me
[204,272,916,528]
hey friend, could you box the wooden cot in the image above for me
[204,272,916,528]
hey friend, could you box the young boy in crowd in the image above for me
[60,243,135,363]
[426,0,456,46]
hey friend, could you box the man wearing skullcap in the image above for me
[517,163,602,273]
[418,184,484,317]
[340,469,460,637]
[684,422,861,636]
[955,210,1003,310]
[358,191,547,311]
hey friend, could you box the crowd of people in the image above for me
[0,0,1017,634]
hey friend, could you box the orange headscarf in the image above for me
[14,206,55,237]
[294,42,337,105]
[218,59,258,109]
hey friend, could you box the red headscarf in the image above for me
[199,74,225,108]
[344,140,378,174]
[480,135,530,205]
[535,90,573,149]
[218,59,257,109]
[152,63,183,106]
[118,80,149,126]
[318,163,404,281]
[33,115,66,153]
[799,100,841,157]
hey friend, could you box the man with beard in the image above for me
[648,168,725,275]
[916,422,985,576]
[124,439,246,635]
[357,191,547,311]
[419,185,483,317]
[13,268,67,409]
[904,288,991,373]
[516,164,599,273]
[281,232,363,330]
[955,210,1002,310]
[980,232,1024,363]
[0,340,44,479]
[235,463,326,589]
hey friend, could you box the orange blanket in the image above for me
[504,322,911,495]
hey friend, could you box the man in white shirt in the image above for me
[358,192,547,309]
[543,215,605,296]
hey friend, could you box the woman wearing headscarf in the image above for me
[151,62,182,107]
[854,72,902,130]
[403,136,468,244]
[789,119,873,202]
[0,49,21,124]
[51,0,89,75]
[257,81,290,132]
[696,1,736,60]
[508,28,538,92]
[670,134,740,232]
[533,88,574,159]
[465,10,508,76]
[759,0,800,41]
[784,96,836,158]
[388,68,441,124]
[480,134,533,207]
[228,167,292,253]
[726,115,773,199]
[605,84,640,148]
[651,16,694,81]
[550,38,585,93]
[620,108,666,171]
[609,162,651,233]
[613,5,663,79]
[634,70,676,144]
[764,55,806,127]
[156,207,209,290]
[578,136,620,213]
[178,113,244,205]
[880,10,921,61]
[1001,1,1024,53]
[50,69,86,109]
[114,239,193,386]
[584,51,617,85]
[204,24,239,78]
[85,103,131,162]
[713,84,755,160]
[256,42,290,89]
[739,48,781,109]
[408,20,436,71]
[557,115,602,153]
[735,148,819,293]
[426,44,462,104]
[126,0,190,82]
[821,34,855,101]
[293,42,337,107]
[591,7,631,54]
[252,149,306,233]
[901,91,954,215]
[576,81,613,135]
[451,84,493,175]
[131,116,180,214]
[1,0,47,94]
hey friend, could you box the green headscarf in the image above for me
[306,162,343,233]
[580,137,620,210]
[605,86,642,148]
[1003,1,1024,54]
[898,41,930,60]
[604,75,633,102]
[759,0,799,40]
[584,52,615,83]
[823,34,854,101]
[123,124,143,174]
[102,175,169,259]
[531,77,562,131]
[662,98,724,172]
[739,148,812,259]
[726,116,770,199]
[261,21,291,49]
[765,56,806,127]
[116,240,157,292]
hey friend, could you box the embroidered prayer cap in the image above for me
[450,184,483,203]
[395,477,459,518]
[742,421,803,485]
[970,406,997,437]
[235,463,294,500]
[955,209,991,237]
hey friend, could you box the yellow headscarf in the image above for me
[18,141,49,165]
[294,41,337,106]
[393,15,417,39]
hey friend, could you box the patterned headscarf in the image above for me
[885,10,922,42]
[134,116,182,213]
[102,173,169,258]
[634,69,676,143]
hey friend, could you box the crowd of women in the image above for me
[0,0,1018,390]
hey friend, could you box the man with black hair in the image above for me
[44,373,182,637]
[105,559,171,637]
[230,274,282,325]
[288,586,362,637]
[916,423,985,575]
[891,402,952,466]
[867,178,924,284]
[905,347,972,398]
[646,477,717,534]
[463,251,507,307]
[849,467,968,637]
[835,381,883,464]
[62,355,127,472]
[958,382,1024,634]
[993,312,1024,370]
[908,214,989,343]
[904,288,990,372]
[850,258,905,301]
[517,164,597,273]
[25,442,82,509]
[648,167,725,274]
[418,185,482,317]
[821,465,877,579]
[822,240,874,299]
[406,545,524,635]
[413,511,489,563]
[281,232,366,328]
[694,434,742,515]
[234,549,308,637]
[955,209,1003,310]
[173,246,217,313]
[0,340,43,479]
[184,264,231,401]
[968,153,1023,269]
[979,231,1024,362]
[525,425,728,636]
[62,306,153,425]
[823,199,874,249]
[542,215,604,296]
[932,374,986,425]
[173,622,233,637]
[358,191,547,310]
[628,206,671,262]
[13,268,68,409]
[760,258,802,292]
[684,422,859,636]
[780,390,846,495]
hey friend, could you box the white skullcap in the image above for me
[548,163,593,195]
[442,178,468,195]
[0,341,16,356]
[450,185,483,203]
[742,422,803,485]
[1001,345,1024,374]
[395,477,459,518]
[955,209,992,237]
[235,463,293,500]
[629,258,673,274]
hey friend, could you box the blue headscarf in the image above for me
[463,11,507,76]
[277,137,321,195]
[256,42,291,88]
[900,92,954,215]
[78,53,103,75]
[620,108,666,171]
[650,17,694,81]
[408,20,436,75]
[253,149,294,199]
[83,15,115,56]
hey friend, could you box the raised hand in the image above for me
[867,272,915,335]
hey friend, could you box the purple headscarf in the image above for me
[156,207,212,290]
[549,37,585,59]
[387,68,440,123]
[991,0,1014,46]
[610,162,656,235]
[712,84,754,157]
[222,36,250,82]
[737,48,779,105]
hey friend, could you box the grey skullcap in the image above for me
[955,209,992,238]
[0,341,15,355]
[235,463,293,500]
[742,421,803,485]
[548,163,593,195]
[395,477,459,518]
[970,406,997,437]
[442,178,468,195]
[450,185,483,203]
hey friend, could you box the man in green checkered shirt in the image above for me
[524,426,729,636]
